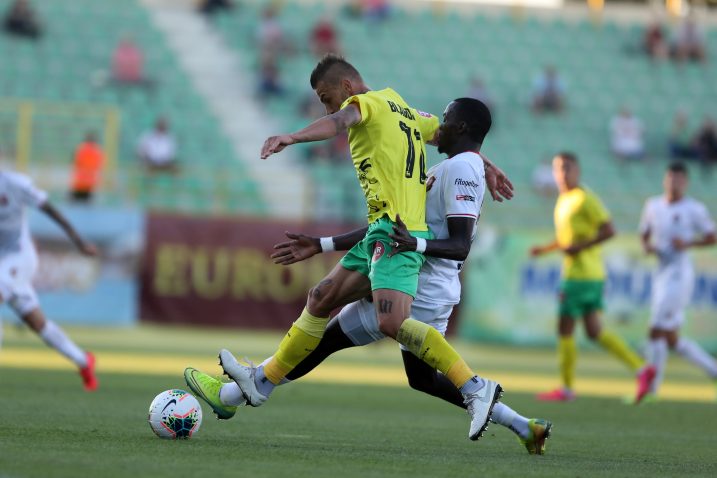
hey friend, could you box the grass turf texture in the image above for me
[1,325,716,478]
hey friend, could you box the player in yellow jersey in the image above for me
[530,152,656,402]
[184,55,512,441]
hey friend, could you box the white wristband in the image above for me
[320,237,335,252]
[415,237,427,253]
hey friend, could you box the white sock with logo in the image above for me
[675,338,717,379]
[39,320,87,368]
[646,338,669,393]
[490,402,530,439]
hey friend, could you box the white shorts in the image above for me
[0,249,39,317]
[650,265,694,331]
[337,298,454,349]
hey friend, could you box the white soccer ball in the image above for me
[148,389,203,439]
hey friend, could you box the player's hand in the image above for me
[482,155,514,202]
[672,238,690,250]
[388,214,417,257]
[261,134,296,159]
[79,242,99,257]
[271,232,321,265]
[529,246,544,257]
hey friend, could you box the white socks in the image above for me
[39,320,88,368]
[675,338,717,379]
[646,339,669,393]
[491,402,530,439]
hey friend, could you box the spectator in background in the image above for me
[363,0,390,23]
[669,111,697,160]
[643,21,668,61]
[310,17,341,58]
[532,66,565,114]
[3,0,41,39]
[693,117,717,167]
[672,17,706,63]
[197,0,234,16]
[70,132,104,202]
[466,76,493,113]
[257,6,287,62]
[532,160,558,197]
[257,58,284,99]
[610,108,645,161]
[112,35,154,89]
[137,118,178,173]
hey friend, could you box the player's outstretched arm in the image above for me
[388,214,474,261]
[271,226,369,265]
[261,104,361,160]
[562,221,615,256]
[39,202,98,257]
[530,240,560,257]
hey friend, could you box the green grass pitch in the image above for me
[1,326,716,478]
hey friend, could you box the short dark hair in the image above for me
[667,161,688,176]
[310,54,361,89]
[450,98,492,144]
[555,151,579,165]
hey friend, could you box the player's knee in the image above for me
[306,282,337,316]
[586,328,600,341]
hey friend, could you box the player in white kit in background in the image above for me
[0,170,99,391]
[639,162,717,401]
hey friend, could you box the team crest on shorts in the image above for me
[372,241,385,262]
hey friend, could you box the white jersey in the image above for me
[416,152,485,306]
[639,195,715,270]
[0,171,47,258]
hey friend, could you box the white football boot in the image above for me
[219,349,268,407]
[464,379,503,441]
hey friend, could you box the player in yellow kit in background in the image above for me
[184,54,514,441]
[530,152,656,403]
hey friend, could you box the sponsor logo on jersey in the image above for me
[456,195,475,202]
[418,110,432,118]
[372,241,385,262]
[454,178,480,188]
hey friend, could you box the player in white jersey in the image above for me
[185,98,552,454]
[0,171,99,391]
[639,162,717,401]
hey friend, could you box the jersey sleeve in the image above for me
[341,93,373,126]
[692,202,716,235]
[584,191,611,225]
[413,109,440,142]
[443,160,484,219]
[7,172,48,208]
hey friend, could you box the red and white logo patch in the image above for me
[372,241,385,262]
[417,110,432,118]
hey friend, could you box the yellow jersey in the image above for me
[340,88,439,231]
[554,187,611,280]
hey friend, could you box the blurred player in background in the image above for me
[530,152,655,402]
[639,162,717,401]
[187,55,513,440]
[0,171,99,391]
[187,98,551,454]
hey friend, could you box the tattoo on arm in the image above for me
[378,299,393,315]
[311,279,333,300]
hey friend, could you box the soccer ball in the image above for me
[148,389,203,439]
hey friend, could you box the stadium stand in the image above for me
[212,2,716,229]
[0,0,265,215]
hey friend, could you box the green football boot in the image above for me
[184,367,238,420]
[519,418,553,455]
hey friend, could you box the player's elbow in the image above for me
[705,233,717,246]
[601,223,616,240]
[454,240,471,261]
